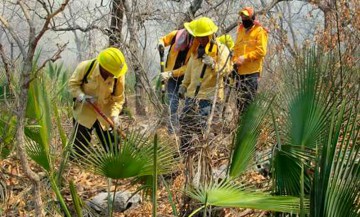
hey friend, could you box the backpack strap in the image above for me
[82,59,96,84]
[82,59,118,96]
[112,78,118,95]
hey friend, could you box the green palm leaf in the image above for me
[0,115,16,159]
[229,94,273,178]
[187,180,308,214]
[271,48,359,215]
[271,49,335,197]
[311,98,360,217]
[74,130,178,179]
[25,76,52,171]
[273,147,312,196]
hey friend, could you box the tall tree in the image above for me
[122,0,147,115]
[109,0,124,46]
[0,1,69,215]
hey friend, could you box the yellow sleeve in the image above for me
[243,28,268,61]
[158,30,177,46]
[215,44,232,76]
[171,64,187,77]
[68,61,89,98]
[181,55,193,89]
[110,75,126,117]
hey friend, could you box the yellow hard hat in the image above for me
[184,17,218,37]
[217,34,234,49]
[97,47,128,78]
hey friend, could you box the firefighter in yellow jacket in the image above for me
[178,17,232,153]
[233,7,268,113]
[68,47,127,157]
[158,28,195,134]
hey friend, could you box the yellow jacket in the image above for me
[181,41,232,101]
[233,24,268,75]
[158,30,194,77]
[68,59,125,129]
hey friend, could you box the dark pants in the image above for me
[179,98,212,154]
[72,120,115,158]
[167,76,183,133]
[235,73,259,114]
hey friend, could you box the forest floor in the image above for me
[0,106,272,217]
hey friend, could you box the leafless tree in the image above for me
[0,1,69,216]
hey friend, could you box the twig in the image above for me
[239,208,253,216]
[52,24,101,32]
[0,15,26,57]
[35,42,68,75]
[0,43,13,92]
[334,0,343,93]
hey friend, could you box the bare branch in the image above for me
[224,0,287,33]
[0,15,26,57]
[188,0,203,19]
[37,0,51,16]
[0,43,11,85]
[35,42,68,75]
[199,0,227,16]
[52,24,101,32]
[34,0,70,47]
[18,0,36,45]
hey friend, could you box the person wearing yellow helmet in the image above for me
[178,17,232,154]
[216,34,235,50]
[233,7,269,114]
[157,27,196,134]
[68,47,127,157]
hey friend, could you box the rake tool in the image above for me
[86,99,126,139]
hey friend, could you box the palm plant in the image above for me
[73,131,177,179]
[271,49,359,216]
[187,94,307,216]
[45,61,72,104]
[25,74,73,216]
[72,128,178,216]
[187,48,359,216]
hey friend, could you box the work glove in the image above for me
[235,55,245,65]
[202,55,216,69]
[158,43,165,54]
[111,116,121,129]
[76,93,95,103]
[160,71,172,81]
[178,86,186,99]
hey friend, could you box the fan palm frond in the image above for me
[25,77,52,171]
[187,180,308,214]
[311,97,360,217]
[271,49,336,197]
[75,130,178,180]
[273,147,312,196]
[271,47,360,215]
[229,94,273,178]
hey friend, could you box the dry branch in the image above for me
[3,1,71,216]
[0,43,12,87]
[35,42,68,75]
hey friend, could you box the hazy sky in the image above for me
[0,0,323,75]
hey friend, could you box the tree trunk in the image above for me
[122,0,146,115]
[16,57,43,216]
[134,65,146,115]
[109,0,124,46]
